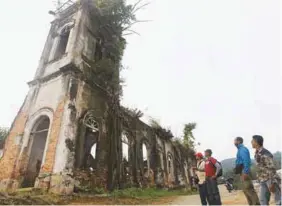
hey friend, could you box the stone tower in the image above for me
[0,0,122,194]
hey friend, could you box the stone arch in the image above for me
[122,131,129,161]
[83,110,100,133]
[121,131,130,180]
[140,139,150,173]
[50,21,74,61]
[82,110,101,170]
[167,152,174,175]
[20,108,53,162]
[22,113,52,188]
[156,146,164,170]
[57,22,75,35]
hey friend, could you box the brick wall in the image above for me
[0,97,66,191]
[41,98,66,173]
[0,108,28,180]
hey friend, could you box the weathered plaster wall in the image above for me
[31,77,64,114]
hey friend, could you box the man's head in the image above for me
[195,152,203,160]
[234,137,243,147]
[251,135,263,149]
[204,149,212,157]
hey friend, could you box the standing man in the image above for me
[204,149,222,205]
[234,137,260,205]
[252,135,281,205]
[193,152,209,205]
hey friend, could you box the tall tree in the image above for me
[183,123,197,148]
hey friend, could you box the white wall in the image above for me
[31,76,64,113]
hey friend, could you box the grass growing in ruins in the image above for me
[69,188,197,205]
[110,187,196,199]
[0,188,197,205]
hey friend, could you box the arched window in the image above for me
[53,23,73,60]
[83,111,100,171]
[141,142,149,173]
[122,132,129,161]
[22,116,50,188]
[167,154,173,174]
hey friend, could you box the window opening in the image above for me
[54,28,70,60]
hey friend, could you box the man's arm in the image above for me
[239,147,251,174]
[214,162,222,176]
[210,158,221,177]
[263,155,277,183]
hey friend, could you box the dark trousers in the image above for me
[206,178,222,205]
[199,183,209,205]
[241,176,260,205]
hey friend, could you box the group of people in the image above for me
[193,135,281,205]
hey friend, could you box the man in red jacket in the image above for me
[204,149,222,205]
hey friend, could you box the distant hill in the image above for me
[221,158,235,171]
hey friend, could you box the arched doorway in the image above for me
[141,142,150,176]
[83,127,99,171]
[22,116,50,188]
[122,132,129,175]
[167,153,174,175]
[122,133,129,162]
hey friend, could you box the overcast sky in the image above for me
[0,0,280,160]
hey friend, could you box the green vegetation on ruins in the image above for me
[0,127,8,142]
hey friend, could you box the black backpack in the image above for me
[209,160,223,177]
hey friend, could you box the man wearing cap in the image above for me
[193,152,209,205]
[204,149,222,205]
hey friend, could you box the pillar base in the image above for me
[49,172,74,195]
[34,172,51,191]
[0,178,20,192]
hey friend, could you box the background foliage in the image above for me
[0,127,9,142]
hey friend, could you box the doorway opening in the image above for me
[22,116,50,188]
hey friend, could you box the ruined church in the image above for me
[0,0,195,194]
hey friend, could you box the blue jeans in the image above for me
[260,180,281,205]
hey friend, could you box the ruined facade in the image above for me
[0,0,195,194]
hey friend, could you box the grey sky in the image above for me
[0,0,280,160]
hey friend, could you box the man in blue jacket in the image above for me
[234,137,260,205]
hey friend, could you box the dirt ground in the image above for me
[1,184,277,205]
[171,184,276,205]
[69,195,177,205]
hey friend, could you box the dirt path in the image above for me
[170,185,244,205]
[171,184,275,205]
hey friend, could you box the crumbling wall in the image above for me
[72,81,109,192]
[119,117,194,190]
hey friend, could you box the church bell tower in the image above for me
[0,0,122,194]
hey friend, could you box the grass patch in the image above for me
[110,187,196,199]
[69,188,197,205]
